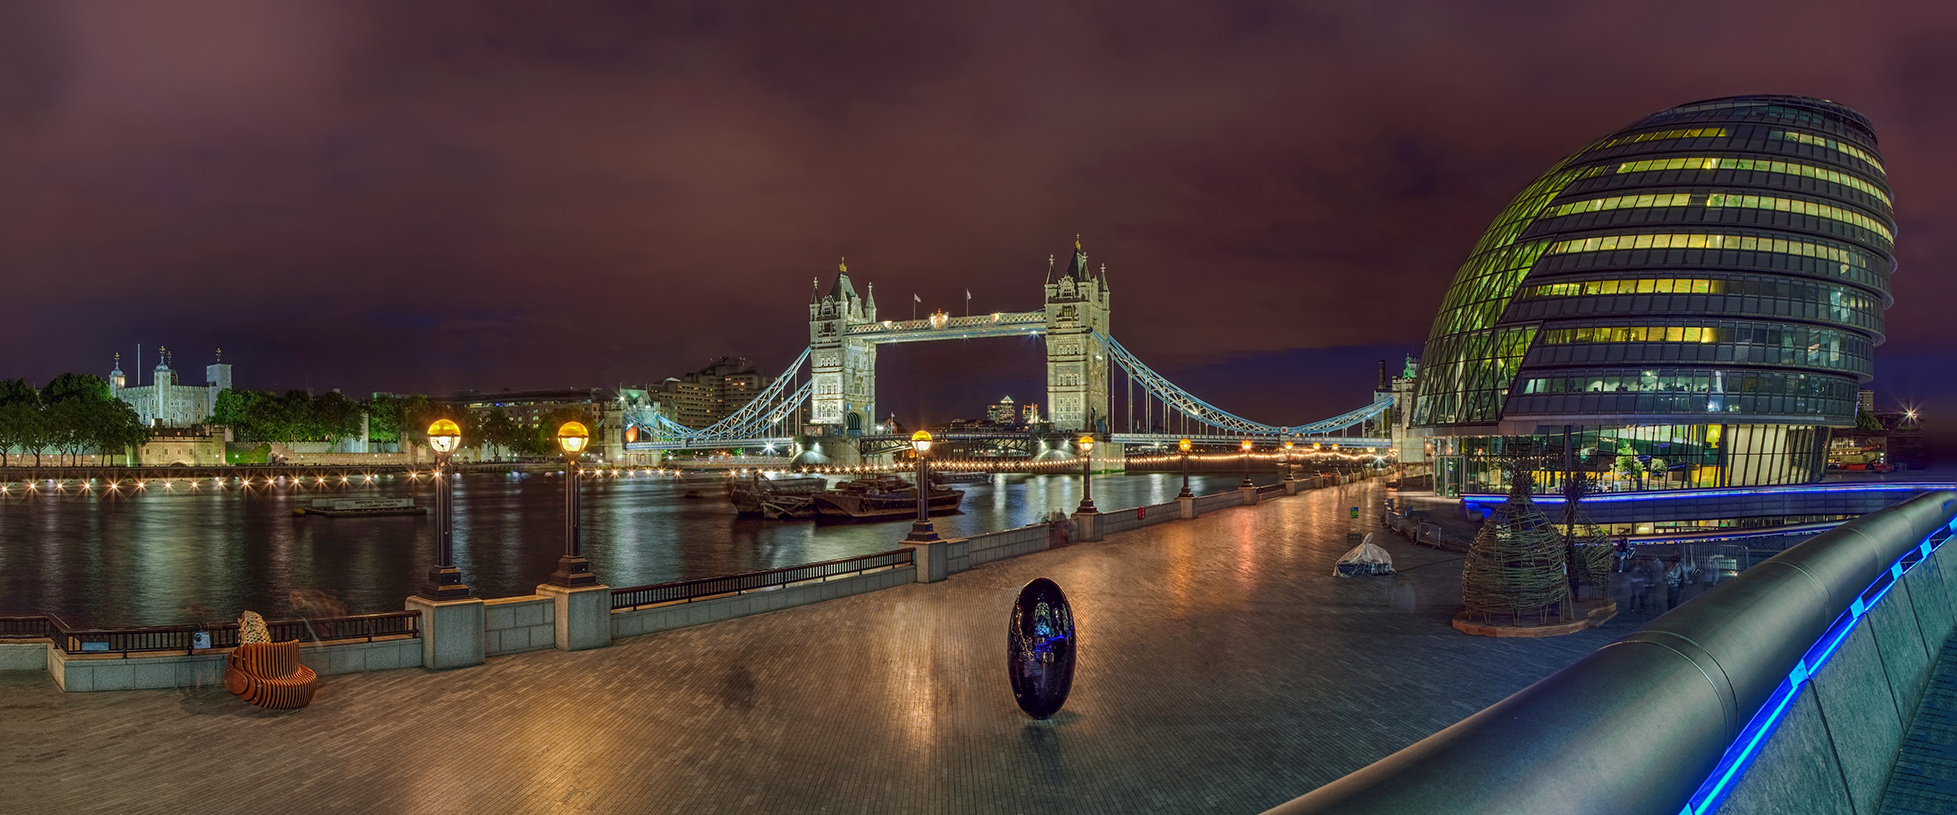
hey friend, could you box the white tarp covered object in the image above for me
[1334,533,1396,577]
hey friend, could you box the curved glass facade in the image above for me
[1411,96,1895,492]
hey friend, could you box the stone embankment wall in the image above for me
[5,470,1383,692]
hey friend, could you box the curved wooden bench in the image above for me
[224,640,318,709]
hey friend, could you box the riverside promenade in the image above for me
[0,481,1635,814]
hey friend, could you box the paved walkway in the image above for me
[1,481,1638,814]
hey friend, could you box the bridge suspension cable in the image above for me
[625,347,813,443]
[1098,333,1393,438]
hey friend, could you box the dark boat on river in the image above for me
[811,475,964,522]
[728,473,829,519]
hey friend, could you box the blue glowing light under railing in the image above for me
[1463,482,1954,508]
[1679,522,1953,814]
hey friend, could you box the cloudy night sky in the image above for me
[3,1,1953,439]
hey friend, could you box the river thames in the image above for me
[0,470,1286,627]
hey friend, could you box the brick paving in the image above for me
[0,481,1635,814]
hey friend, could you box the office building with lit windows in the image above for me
[1409,95,1896,514]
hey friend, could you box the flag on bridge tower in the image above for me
[913,293,920,321]
[965,289,971,316]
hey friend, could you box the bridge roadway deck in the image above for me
[0,482,1657,814]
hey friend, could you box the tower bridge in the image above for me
[622,239,1397,460]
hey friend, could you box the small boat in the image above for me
[811,475,963,522]
[728,473,829,520]
[932,471,990,485]
[301,498,426,518]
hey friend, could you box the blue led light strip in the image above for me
[1462,482,1954,508]
[1679,522,1955,814]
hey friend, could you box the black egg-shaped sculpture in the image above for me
[1007,578,1076,719]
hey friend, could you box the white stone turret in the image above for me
[809,258,878,433]
[1044,237,1112,432]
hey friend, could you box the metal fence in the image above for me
[611,548,915,611]
[0,611,422,655]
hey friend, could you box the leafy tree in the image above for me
[212,389,262,438]
[1856,410,1883,432]
[314,391,363,444]
[1614,449,1647,491]
[0,378,35,407]
[477,408,520,460]
[10,404,51,466]
[41,372,111,405]
[0,402,32,466]
[91,400,149,464]
[364,394,403,444]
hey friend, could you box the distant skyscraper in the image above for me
[986,396,1017,425]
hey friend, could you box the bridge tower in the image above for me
[809,260,878,434]
[1044,238,1112,432]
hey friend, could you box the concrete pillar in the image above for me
[900,539,950,583]
[1075,511,1102,542]
[536,583,613,651]
[1283,479,1300,496]
[1240,486,1259,506]
[1179,495,1196,519]
[404,595,485,670]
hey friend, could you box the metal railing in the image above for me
[611,549,915,611]
[0,611,421,655]
[1265,490,1957,815]
[0,615,64,641]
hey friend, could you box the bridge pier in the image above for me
[1028,434,1124,473]
[789,436,862,468]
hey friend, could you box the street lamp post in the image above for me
[1239,439,1254,489]
[420,419,470,600]
[1177,438,1194,499]
[549,421,597,587]
[1077,434,1098,514]
[905,430,938,543]
[1283,440,1295,481]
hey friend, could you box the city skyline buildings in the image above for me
[2,3,1952,444]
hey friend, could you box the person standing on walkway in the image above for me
[1664,558,1684,609]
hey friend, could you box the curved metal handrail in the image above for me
[1266,489,1957,815]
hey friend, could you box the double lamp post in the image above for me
[417,418,598,600]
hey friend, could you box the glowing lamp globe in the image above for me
[910,430,933,454]
[1178,438,1191,452]
[1077,435,1095,454]
[557,421,591,457]
[426,419,461,454]
[1283,441,1295,451]
[1240,439,1252,453]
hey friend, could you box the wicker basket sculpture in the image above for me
[1462,468,1572,622]
[1559,472,1616,599]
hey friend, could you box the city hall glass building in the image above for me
[1410,96,1894,496]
